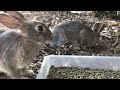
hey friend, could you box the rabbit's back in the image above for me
[0,30,21,55]
[0,30,21,72]
[52,21,92,40]
[51,21,93,48]
[0,30,40,69]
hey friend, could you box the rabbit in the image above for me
[0,11,53,79]
[50,20,105,50]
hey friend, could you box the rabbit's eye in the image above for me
[35,25,44,32]
[37,25,44,32]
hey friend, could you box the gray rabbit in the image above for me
[50,21,105,50]
[0,11,53,79]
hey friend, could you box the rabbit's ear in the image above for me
[98,24,105,34]
[33,16,39,21]
[92,22,100,32]
[0,14,24,29]
[4,11,25,20]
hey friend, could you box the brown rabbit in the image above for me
[0,11,53,79]
[50,21,105,50]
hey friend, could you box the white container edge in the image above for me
[36,55,120,79]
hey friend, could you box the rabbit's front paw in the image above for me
[25,70,35,75]
[21,68,35,76]
[20,76,29,79]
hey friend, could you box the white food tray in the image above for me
[36,55,120,79]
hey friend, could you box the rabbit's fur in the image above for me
[50,21,105,50]
[0,11,53,79]
[0,30,6,34]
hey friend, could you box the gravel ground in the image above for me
[0,11,120,79]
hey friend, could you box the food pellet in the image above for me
[47,65,120,79]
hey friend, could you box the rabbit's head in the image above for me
[0,11,53,44]
[92,22,105,45]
